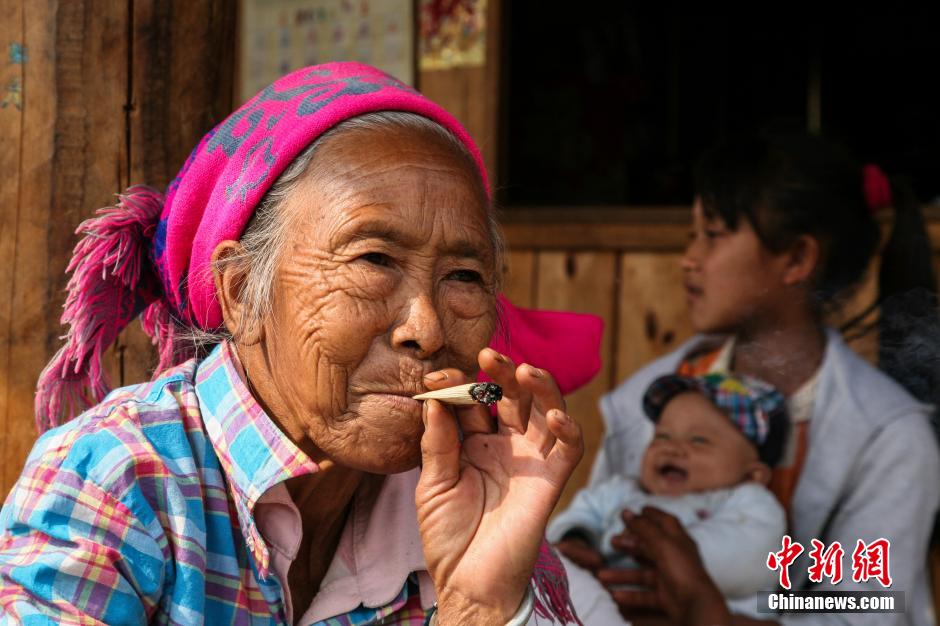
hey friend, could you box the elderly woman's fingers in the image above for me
[422,368,493,435]
[517,364,566,453]
[454,403,495,436]
[545,408,583,476]
[416,400,462,495]
[478,348,531,433]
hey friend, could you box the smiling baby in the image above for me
[548,372,789,618]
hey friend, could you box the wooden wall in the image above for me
[0,0,234,498]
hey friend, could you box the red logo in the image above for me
[767,535,804,590]
[767,536,892,589]
[851,538,892,588]
[807,539,844,585]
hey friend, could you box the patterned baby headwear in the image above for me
[35,62,602,447]
[643,372,789,467]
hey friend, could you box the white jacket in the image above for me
[586,329,940,626]
[548,478,785,618]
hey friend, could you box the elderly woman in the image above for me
[0,63,603,625]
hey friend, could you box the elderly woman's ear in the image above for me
[212,240,264,345]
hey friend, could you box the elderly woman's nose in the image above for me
[391,292,446,358]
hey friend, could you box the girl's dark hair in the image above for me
[695,132,940,409]
[694,133,881,304]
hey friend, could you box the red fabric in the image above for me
[862,164,892,214]
[486,295,604,396]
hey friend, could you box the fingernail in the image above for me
[490,349,509,363]
[526,364,543,377]
[424,371,447,382]
[421,401,429,427]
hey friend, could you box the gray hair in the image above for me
[189,111,504,350]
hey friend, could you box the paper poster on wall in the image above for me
[239,0,415,104]
[419,0,486,70]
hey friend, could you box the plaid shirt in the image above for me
[0,341,428,625]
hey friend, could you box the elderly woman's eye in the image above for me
[360,252,392,267]
[447,269,483,283]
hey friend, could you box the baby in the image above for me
[549,372,789,619]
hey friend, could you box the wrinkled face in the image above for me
[259,125,496,474]
[681,200,788,334]
[640,391,761,497]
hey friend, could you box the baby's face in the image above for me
[640,391,766,497]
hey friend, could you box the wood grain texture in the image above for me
[119,0,236,386]
[52,0,130,391]
[0,0,130,499]
[7,0,65,492]
[615,253,693,383]
[502,214,691,251]
[0,0,237,499]
[533,252,616,516]
[0,0,26,496]
[130,0,236,187]
[8,0,63,491]
[502,249,536,307]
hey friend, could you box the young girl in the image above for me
[557,133,940,626]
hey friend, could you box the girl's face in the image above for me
[681,200,791,335]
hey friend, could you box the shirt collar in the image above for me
[708,336,735,373]
[195,340,318,576]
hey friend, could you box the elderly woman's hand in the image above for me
[415,348,583,625]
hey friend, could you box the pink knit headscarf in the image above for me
[36,61,602,434]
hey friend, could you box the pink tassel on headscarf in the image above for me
[140,298,184,378]
[34,185,166,432]
[532,540,583,625]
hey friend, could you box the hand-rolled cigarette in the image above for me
[412,382,503,406]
